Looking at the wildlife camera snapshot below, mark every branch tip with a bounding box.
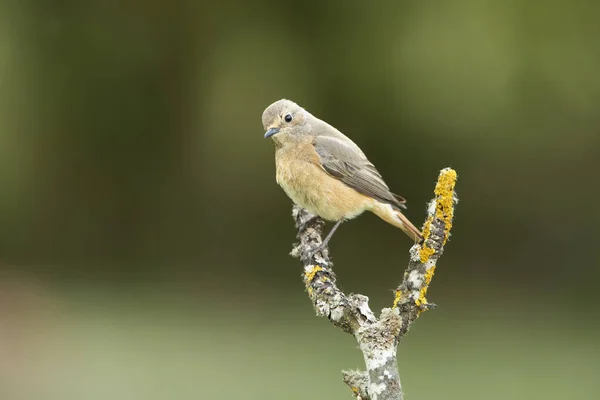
[395,167,458,333]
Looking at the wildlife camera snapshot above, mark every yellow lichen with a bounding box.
[424,266,436,285]
[434,169,457,244]
[304,265,322,283]
[393,290,402,308]
[421,216,433,240]
[415,287,428,308]
[419,216,435,262]
[351,387,360,396]
[415,267,436,313]
[419,245,436,263]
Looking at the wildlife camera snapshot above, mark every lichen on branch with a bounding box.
[393,168,458,336]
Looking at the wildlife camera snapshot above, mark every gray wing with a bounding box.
[313,135,407,210]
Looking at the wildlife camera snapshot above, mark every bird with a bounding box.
[262,99,421,251]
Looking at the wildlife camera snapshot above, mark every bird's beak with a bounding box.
[264,127,280,139]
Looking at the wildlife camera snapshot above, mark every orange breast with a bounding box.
[275,141,374,221]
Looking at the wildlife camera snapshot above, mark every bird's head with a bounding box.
[262,99,310,145]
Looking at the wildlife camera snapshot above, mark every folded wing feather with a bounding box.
[312,135,407,210]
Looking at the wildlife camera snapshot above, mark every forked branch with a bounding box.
[291,168,458,400]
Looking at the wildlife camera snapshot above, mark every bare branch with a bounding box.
[290,168,458,400]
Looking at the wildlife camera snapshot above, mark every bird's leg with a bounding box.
[309,220,343,256]
[322,220,343,248]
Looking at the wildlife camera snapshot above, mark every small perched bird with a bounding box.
[263,99,422,250]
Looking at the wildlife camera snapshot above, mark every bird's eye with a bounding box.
[284,114,293,123]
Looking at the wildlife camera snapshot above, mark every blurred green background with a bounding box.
[0,0,599,399]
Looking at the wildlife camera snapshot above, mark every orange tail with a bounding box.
[371,202,422,242]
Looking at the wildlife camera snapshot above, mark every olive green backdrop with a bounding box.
[0,1,598,399]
